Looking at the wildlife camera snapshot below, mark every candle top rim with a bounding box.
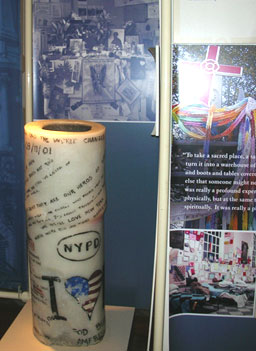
[42,123,91,133]
[24,119,105,136]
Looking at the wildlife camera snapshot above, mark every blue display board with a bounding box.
[31,0,160,309]
[103,122,158,308]
[170,315,256,351]
[0,0,27,292]
[0,0,158,311]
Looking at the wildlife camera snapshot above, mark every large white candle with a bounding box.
[24,119,106,347]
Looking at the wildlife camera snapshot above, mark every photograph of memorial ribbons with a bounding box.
[169,230,256,317]
[170,45,256,231]
[32,0,159,122]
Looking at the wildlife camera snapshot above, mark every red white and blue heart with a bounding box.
[65,270,103,320]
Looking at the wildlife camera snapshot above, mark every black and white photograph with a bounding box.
[33,0,159,122]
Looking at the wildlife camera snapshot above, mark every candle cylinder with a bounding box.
[24,119,106,347]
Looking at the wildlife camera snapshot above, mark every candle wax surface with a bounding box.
[25,120,106,347]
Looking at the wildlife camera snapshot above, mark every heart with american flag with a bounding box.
[65,270,103,320]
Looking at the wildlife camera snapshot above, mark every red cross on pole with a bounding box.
[179,45,243,106]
